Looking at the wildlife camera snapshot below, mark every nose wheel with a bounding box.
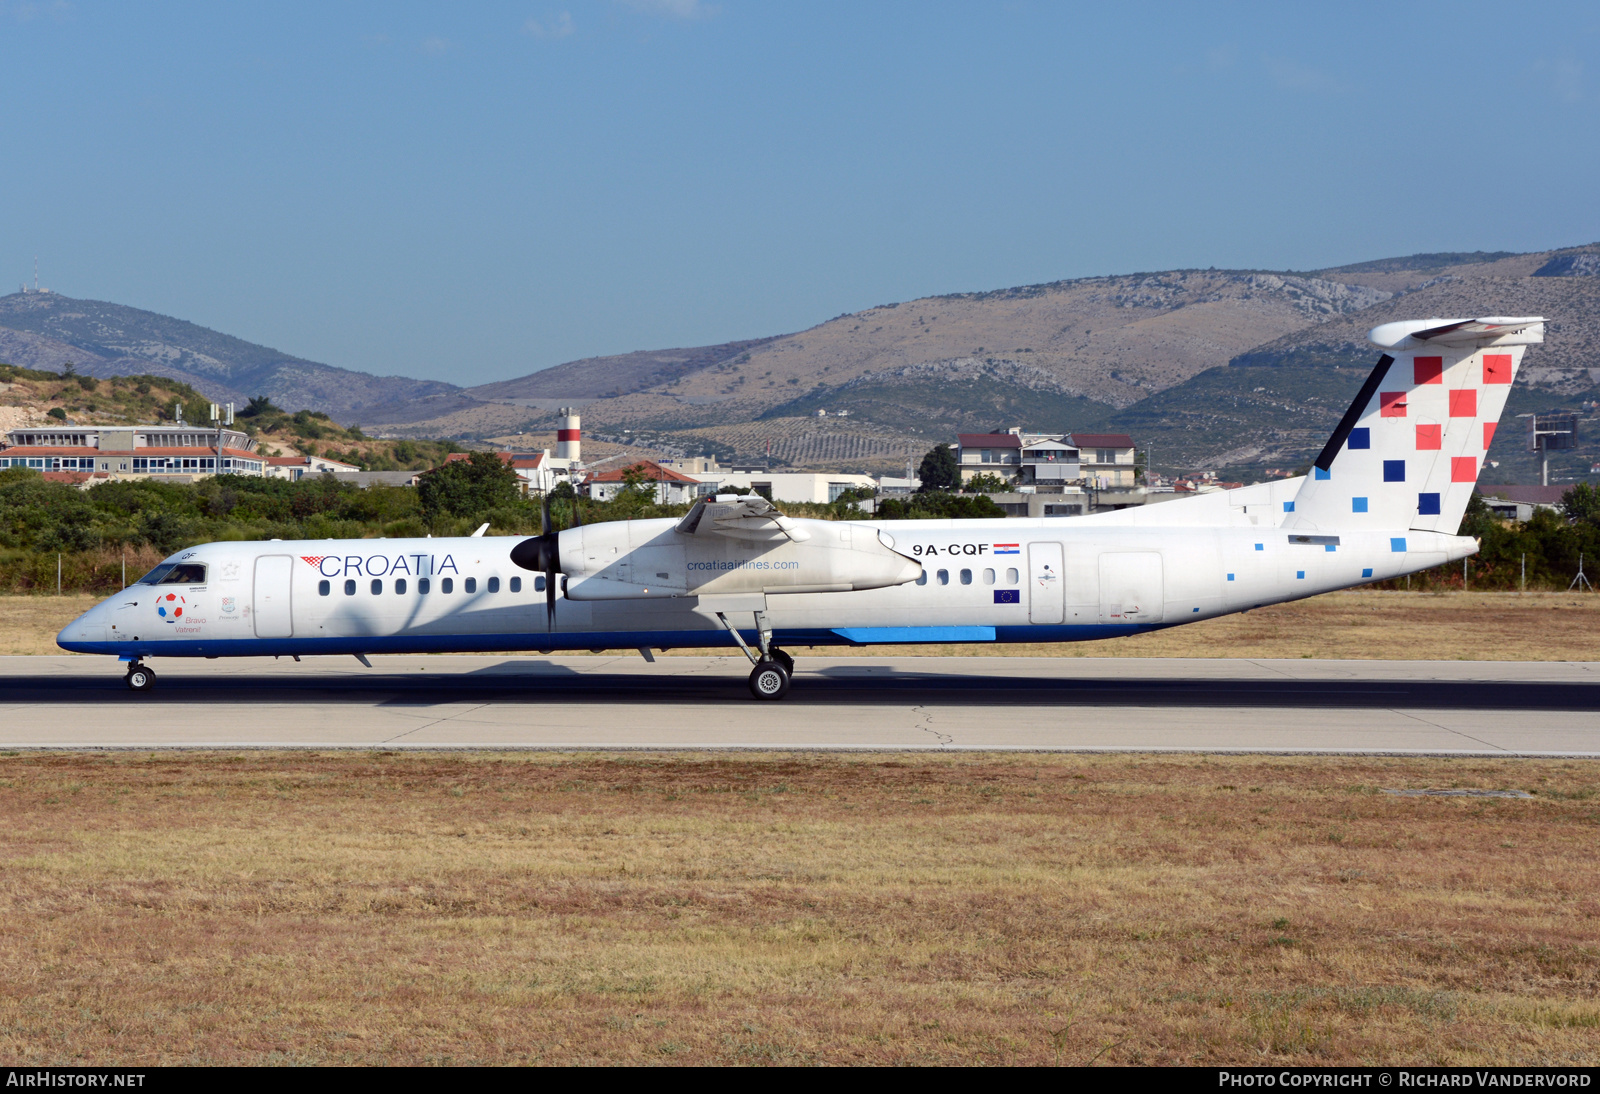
[124,663,156,693]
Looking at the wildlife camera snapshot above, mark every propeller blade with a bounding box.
[509,532,562,632]
[541,494,551,536]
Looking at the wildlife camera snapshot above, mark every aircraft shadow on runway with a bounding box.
[7,667,1600,711]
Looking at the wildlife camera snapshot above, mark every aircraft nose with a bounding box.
[56,603,109,652]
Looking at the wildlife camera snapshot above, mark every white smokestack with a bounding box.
[556,407,581,462]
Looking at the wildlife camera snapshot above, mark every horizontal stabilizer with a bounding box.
[1368,317,1544,351]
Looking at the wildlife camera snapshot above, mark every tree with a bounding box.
[1562,483,1600,527]
[917,443,958,492]
[962,472,1011,494]
[877,492,1007,520]
[418,452,521,520]
[240,395,280,418]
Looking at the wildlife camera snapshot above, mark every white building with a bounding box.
[265,454,363,481]
[690,471,877,504]
[0,424,265,479]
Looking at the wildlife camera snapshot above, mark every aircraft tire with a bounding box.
[771,648,795,676]
[125,665,156,693]
[748,660,790,701]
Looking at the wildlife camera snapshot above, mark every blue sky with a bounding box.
[1,1,1596,387]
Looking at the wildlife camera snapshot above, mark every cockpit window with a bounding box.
[139,563,207,586]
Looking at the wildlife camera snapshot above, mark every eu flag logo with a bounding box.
[994,589,1020,604]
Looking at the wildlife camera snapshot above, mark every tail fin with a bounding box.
[1285,317,1545,534]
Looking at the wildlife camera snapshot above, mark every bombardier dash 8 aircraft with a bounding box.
[59,316,1543,700]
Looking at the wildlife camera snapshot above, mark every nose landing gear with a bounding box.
[124,662,156,693]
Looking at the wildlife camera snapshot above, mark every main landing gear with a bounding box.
[716,610,796,701]
[748,652,793,700]
[124,662,156,693]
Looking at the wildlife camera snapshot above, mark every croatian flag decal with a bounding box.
[994,589,1020,604]
[993,543,1020,554]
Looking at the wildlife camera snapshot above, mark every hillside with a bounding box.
[0,292,458,422]
[0,363,462,471]
[10,240,1598,483]
[370,242,1600,481]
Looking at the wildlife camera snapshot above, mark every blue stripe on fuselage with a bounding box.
[58,622,1161,659]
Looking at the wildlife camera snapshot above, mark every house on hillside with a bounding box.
[956,431,1023,484]
[1068,433,1137,488]
[588,459,707,504]
[442,450,566,495]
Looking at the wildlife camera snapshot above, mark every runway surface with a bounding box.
[4,654,1600,754]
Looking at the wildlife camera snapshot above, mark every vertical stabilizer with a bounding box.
[1285,317,1544,534]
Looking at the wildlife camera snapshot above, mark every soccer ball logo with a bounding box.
[157,592,186,623]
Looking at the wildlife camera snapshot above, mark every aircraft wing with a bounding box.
[675,496,812,543]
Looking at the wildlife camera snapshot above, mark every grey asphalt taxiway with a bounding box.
[1,654,1598,754]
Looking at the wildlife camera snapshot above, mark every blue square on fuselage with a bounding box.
[994,589,1020,604]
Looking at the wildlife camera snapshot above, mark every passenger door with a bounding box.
[253,555,294,638]
[1028,542,1065,624]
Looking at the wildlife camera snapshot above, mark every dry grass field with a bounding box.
[0,751,1595,1066]
[8,591,1598,660]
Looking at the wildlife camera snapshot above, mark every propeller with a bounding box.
[510,494,561,629]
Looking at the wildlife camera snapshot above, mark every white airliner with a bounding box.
[59,316,1544,700]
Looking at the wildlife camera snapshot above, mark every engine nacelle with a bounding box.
[559,517,921,601]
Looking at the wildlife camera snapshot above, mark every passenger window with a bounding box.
[344,579,356,596]
[960,568,972,585]
[983,568,995,585]
[395,578,407,595]
[916,571,927,586]
[510,576,522,593]
[441,577,453,594]
[465,577,477,593]
[419,578,431,594]
[370,579,382,595]
[487,576,500,593]
[533,575,544,592]
[1006,567,1020,584]
[937,569,949,586]
[318,579,330,596]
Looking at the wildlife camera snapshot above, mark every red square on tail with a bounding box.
[1451,456,1476,483]
[1380,391,1408,417]
[1483,354,1513,384]
[1484,422,1497,450]
[1413,357,1443,385]
[1415,424,1442,450]
[1449,389,1477,417]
